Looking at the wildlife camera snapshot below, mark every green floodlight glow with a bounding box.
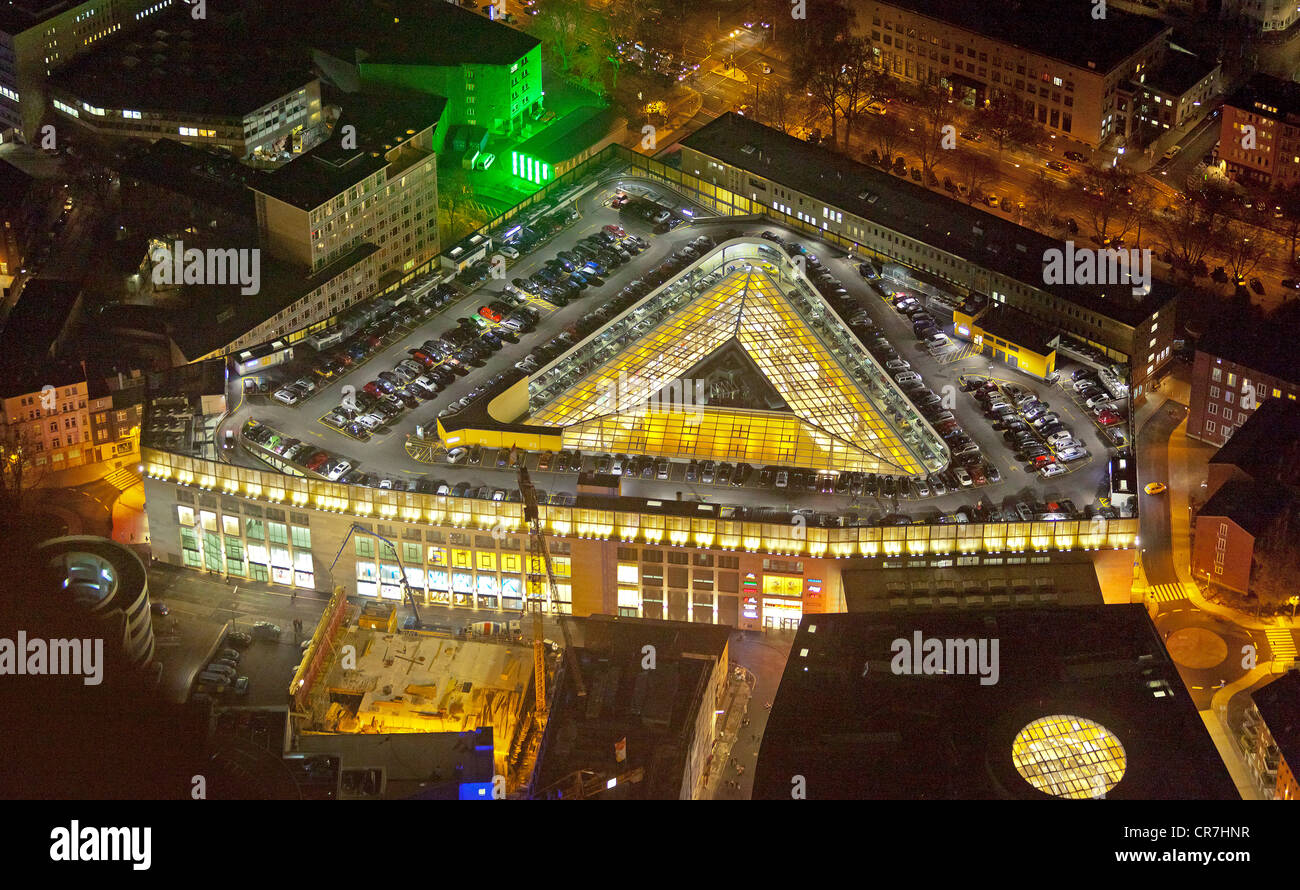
[542,163,550,182]
[512,151,519,175]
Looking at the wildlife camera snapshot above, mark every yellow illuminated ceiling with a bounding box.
[528,269,928,475]
[1012,715,1127,799]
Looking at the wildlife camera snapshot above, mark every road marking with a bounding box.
[1149,582,1189,603]
[1266,627,1298,661]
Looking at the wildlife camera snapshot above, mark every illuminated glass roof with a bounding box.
[1012,715,1127,799]
[528,267,932,475]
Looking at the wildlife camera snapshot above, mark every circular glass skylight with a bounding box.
[1012,715,1126,799]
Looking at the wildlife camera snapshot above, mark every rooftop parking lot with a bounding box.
[220,178,1131,526]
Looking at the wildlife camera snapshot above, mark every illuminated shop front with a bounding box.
[761,574,804,630]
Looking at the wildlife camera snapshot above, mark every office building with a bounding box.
[855,0,1170,147]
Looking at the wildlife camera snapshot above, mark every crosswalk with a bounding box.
[102,465,142,491]
[1149,582,1189,603]
[1267,628,1298,662]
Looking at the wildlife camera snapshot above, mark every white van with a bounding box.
[894,371,922,386]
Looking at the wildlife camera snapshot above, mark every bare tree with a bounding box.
[952,149,998,204]
[836,51,890,152]
[1222,222,1268,284]
[1157,198,1223,282]
[1026,170,1066,230]
[534,0,588,74]
[790,0,855,146]
[1074,163,1136,244]
[911,84,959,185]
[869,113,906,167]
[974,92,1038,153]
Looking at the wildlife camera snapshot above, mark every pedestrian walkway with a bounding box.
[1149,582,1190,603]
[1266,627,1297,662]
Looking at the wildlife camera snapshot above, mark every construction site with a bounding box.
[285,467,574,793]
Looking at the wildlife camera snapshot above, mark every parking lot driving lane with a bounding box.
[222,184,1125,522]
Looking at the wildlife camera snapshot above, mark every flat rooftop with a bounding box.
[303,0,540,68]
[840,553,1104,611]
[752,605,1238,799]
[1208,399,1300,484]
[1137,50,1217,97]
[1224,73,1300,123]
[682,113,1176,327]
[874,0,1169,74]
[1199,480,1294,537]
[48,9,316,117]
[1198,306,1300,387]
[516,106,619,164]
[534,615,730,800]
[118,139,256,217]
[0,0,77,36]
[972,303,1058,355]
[250,92,443,211]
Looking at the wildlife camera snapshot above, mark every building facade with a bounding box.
[679,114,1177,400]
[1187,346,1298,448]
[0,0,172,143]
[1217,74,1300,189]
[141,448,1137,632]
[855,0,1170,147]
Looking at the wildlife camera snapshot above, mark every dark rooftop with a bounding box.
[118,139,256,217]
[1208,399,1300,489]
[0,278,82,390]
[752,606,1238,799]
[0,157,35,210]
[534,615,730,800]
[841,553,1103,612]
[47,8,316,118]
[1252,672,1300,778]
[1135,50,1217,98]
[970,303,1058,355]
[1198,480,1294,538]
[0,0,74,36]
[304,0,540,68]
[163,242,380,361]
[1224,73,1300,124]
[1198,311,1300,389]
[876,0,1169,74]
[683,114,1176,327]
[516,106,619,164]
[250,92,443,211]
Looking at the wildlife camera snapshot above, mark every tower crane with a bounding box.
[518,466,586,727]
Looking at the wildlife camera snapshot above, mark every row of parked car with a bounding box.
[962,376,1084,478]
[243,419,359,480]
[511,227,648,307]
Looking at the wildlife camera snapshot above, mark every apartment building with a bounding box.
[680,113,1177,400]
[0,157,37,288]
[0,0,174,143]
[1217,73,1300,189]
[1187,319,1299,448]
[855,0,1170,147]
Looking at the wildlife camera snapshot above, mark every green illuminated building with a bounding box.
[308,0,543,137]
[511,106,621,186]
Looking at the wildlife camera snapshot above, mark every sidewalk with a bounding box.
[698,662,755,799]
